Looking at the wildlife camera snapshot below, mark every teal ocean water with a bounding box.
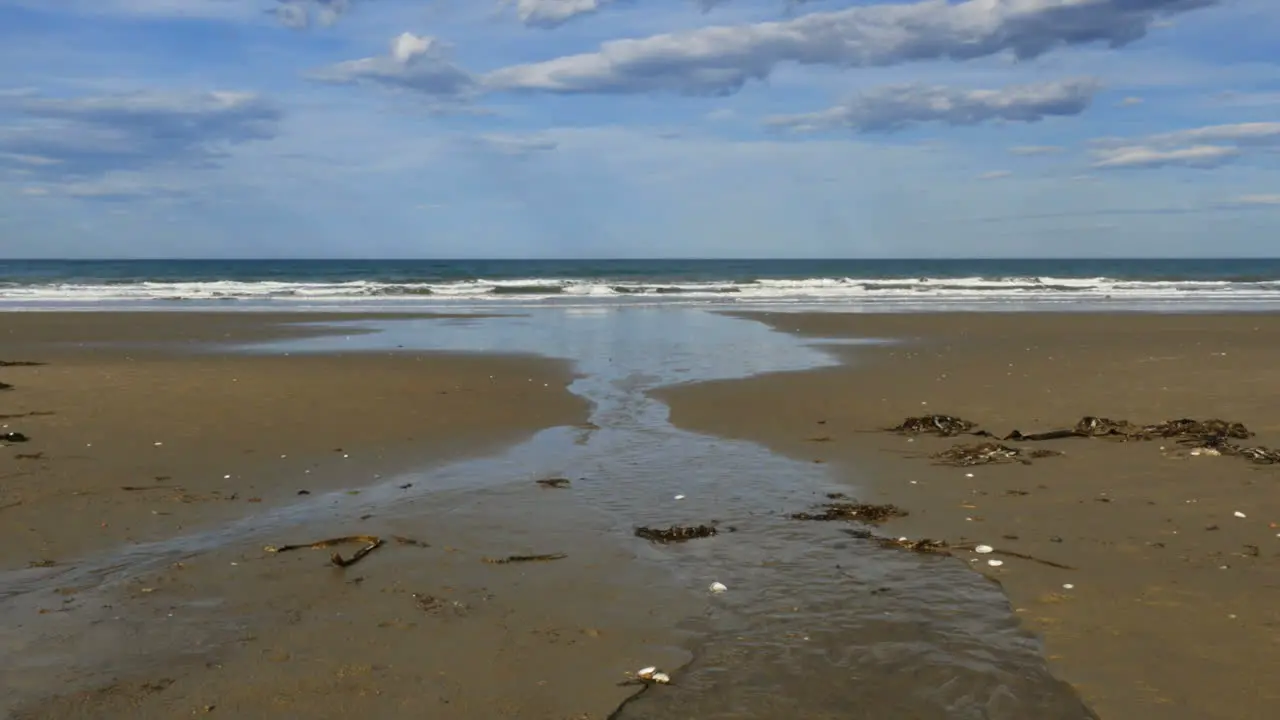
[2,258,1280,308]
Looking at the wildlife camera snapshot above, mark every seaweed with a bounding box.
[887,415,980,437]
[790,502,907,523]
[635,524,719,543]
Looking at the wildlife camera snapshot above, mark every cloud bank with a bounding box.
[310,33,476,99]
[765,78,1099,133]
[0,91,281,182]
[509,0,608,27]
[480,0,1218,96]
[1093,122,1280,169]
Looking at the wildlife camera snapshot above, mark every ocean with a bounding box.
[3,258,1280,310]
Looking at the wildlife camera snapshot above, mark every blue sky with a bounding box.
[0,0,1277,258]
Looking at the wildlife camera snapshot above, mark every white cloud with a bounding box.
[1119,96,1144,106]
[1230,194,1280,206]
[23,173,188,201]
[474,133,559,156]
[1010,145,1064,156]
[10,0,262,21]
[1092,122,1280,169]
[1092,144,1239,169]
[274,1,355,28]
[976,170,1013,180]
[311,33,476,99]
[481,0,1217,96]
[1150,122,1280,146]
[508,0,608,27]
[765,78,1098,133]
[0,90,281,191]
[1212,91,1280,108]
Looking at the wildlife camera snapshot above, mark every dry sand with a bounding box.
[657,312,1280,720]
[1,313,699,719]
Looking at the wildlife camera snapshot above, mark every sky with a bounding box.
[0,0,1277,258]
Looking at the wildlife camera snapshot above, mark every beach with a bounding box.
[658,311,1280,720]
[0,312,587,568]
[4,306,1278,719]
[1,312,701,719]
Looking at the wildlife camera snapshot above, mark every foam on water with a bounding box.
[5,275,1280,309]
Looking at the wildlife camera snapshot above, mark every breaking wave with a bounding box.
[5,275,1280,306]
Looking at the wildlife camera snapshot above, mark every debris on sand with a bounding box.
[412,593,469,616]
[1004,416,1254,444]
[482,553,567,564]
[391,535,429,547]
[0,411,54,420]
[844,529,950,554]
[1182,436,1280,465]
[930,442,1060,467]
[790,502,907,523]
[0,382,12,391]
[877,536,950,554]
[635,524,719,543]
[535,477,571,489]
[0,361,44,367]
[620,667,673,687]
[887,415,980,437]
[1,432,30,443]
[264,535,384,568]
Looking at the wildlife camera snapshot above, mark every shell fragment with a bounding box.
[987,559,1004,567]
[709,581,727,594]
[974,544,994,554]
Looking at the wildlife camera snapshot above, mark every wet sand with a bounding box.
[657,312,1280,720]
[0,312,585,569]
[2,313,700,718]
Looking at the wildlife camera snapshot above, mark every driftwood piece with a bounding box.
[535,478,571,489]
[0,361,44,367]
[0,411,54,420]
[635,525,718,543]
[791,502,907,523]
[482,553,567,564]
[264,535,384,568]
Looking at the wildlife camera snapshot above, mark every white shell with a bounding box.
[1234,511,1247,518]
[637,667,657,679]
[987,559,1004,567]
[709,581,727,594]
[674,495,686,500]
[651,672,671,684]
[974,545,994,554]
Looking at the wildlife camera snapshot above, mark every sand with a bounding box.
[1,313,700,719]
[657,311,1280,720]
[0,312,586,569]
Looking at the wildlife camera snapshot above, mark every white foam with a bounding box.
[4,276,1280,307]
